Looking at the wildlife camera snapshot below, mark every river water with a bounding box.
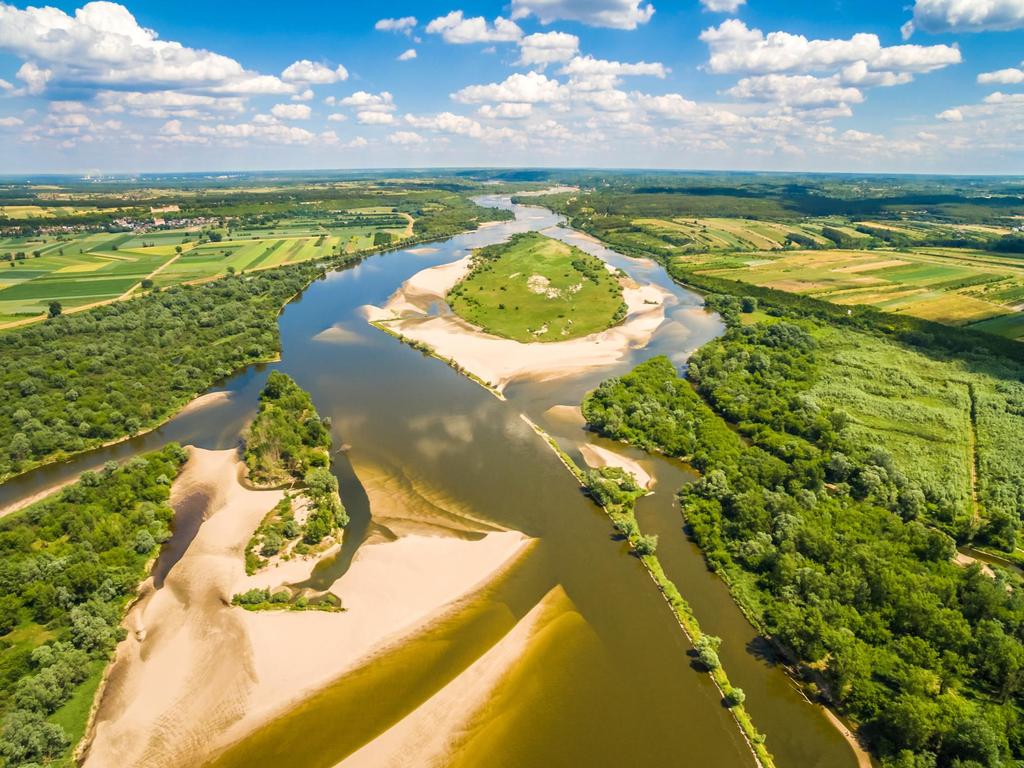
[1,197,856,768]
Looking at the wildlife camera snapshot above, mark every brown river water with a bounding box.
[0,197,857,768]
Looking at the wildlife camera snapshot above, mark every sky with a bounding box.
[0,0,1022,175]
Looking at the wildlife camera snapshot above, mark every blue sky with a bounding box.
[0,0,1022,174]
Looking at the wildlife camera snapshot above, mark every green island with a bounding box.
[0,444,188,766]
[240,372,348,605]
[447,231,627,342]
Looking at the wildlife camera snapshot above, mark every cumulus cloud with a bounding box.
[700,19,961,80]
[339,91,395,112]
[517,32,579,67]
[560,55,668,80]
[937,107,964,120]
[700,0,745,11]
[270,103,311,120]
[452,71,567,104]
[387,130,424,145]
[357,111,395,124]
[478,102,533,119]
[0,1,293,95]
[95,89,245,118]
[510,0,655,29]
[375,16,417,33]
[196,121,318,144]
[398,48,417,61]
[978,64,1024,84]
[906,0,1024,34]
[727,74,864,106]
[281,60,348,84]
[426,11,522,44]
[0,116,24,127]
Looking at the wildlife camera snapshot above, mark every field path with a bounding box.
[119,251,184,300]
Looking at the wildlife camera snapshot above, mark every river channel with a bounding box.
[0,196,857,768]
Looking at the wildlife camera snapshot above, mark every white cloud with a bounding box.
[198,122,317,144]
[452,71,567,104]
[339,91,395,111]
[0,116,23,127]
[0,1,293,95]
[907,0,1024,34]
[700,0,745,11]
[281,60,348,84]
[406,111,483,137]
[426,11,522,44]
[271,103,311,120]
[375,16,417,33]
[387,130,424,145]
[478,102,533,119]
[327,113,347,122]
[727,74,864,106]
[357,110,395,124]
[978,65,1024,84]
[292,88,314,101]
[398,48,417,61]
[0,78,12,92]
[517,32,579,67]
[95,90,245,117]
[937,107,964,120]
[510,0,655,29]
[700,19,961,78]
[17,62,52,95]
[559,55,668,80]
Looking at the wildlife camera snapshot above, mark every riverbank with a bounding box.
[365,255,671,393]
[82,446,532,768]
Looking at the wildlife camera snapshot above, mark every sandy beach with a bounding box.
[579,443,655,490]
[365,255,671,392]
[83,446,532,768]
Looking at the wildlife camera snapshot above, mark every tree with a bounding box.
[634,533,658,556]
[696,635,722,670]
[0,710,68,765]
[723,686,746,707]
[47,301,62,318]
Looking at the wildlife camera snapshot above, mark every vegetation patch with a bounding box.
[447,232,627,342]
[242,372,348,578]
[0,445,187,767]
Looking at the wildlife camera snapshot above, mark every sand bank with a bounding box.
[407,247,440,255]
[85,446,531,768]
[336,586,569,768]
[366,256,670,393]
[175,389,233,416]
[579,443,655,490]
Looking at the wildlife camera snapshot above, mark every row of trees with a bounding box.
[0,445,188,766]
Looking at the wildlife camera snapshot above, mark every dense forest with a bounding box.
[0,444,188,766]
[243,372,347,575]
[584,338,1024,766]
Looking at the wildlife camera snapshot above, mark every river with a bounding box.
[1,196,857,768]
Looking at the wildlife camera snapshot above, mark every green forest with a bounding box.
[0,444,188,767]
[584,330,1024,766]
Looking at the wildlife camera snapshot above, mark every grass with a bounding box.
[447,231,627,342]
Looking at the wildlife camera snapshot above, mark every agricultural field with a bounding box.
[447,231,627,342]
[0,211,414,326]
[679,247,1024,339]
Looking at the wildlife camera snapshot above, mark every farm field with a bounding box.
[447,231,627,342]
[0,215,412,326]
[678,247,1024,338]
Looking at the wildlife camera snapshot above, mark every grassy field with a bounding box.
[447,231,627,342]
[678,247,1024,338]
[0,215,412,326]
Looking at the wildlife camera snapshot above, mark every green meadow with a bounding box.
[447,231,627,342]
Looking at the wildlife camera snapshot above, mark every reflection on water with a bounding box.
[2,195,856,768]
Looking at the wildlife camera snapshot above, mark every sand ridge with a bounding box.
[365,254,671,393]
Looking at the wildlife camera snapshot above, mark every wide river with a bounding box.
[0,197,857,768]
